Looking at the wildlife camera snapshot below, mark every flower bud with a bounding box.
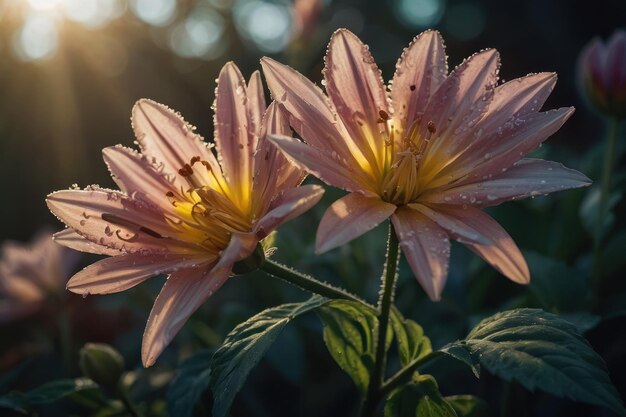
[232,243,265,275]
[578,30,626,117]
[79,343,125,388]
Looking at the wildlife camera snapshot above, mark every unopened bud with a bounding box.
[578,30,626,117]
[79,343,125,388]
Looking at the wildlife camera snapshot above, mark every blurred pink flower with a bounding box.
[261,29,591,301]
[292,0,323,42]
[578,30,626,117]
[0,230,79,324]
[46,62,323,367]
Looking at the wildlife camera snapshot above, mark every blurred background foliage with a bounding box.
[0,0,625,416]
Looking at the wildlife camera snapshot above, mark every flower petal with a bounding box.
[316,193,396,253]
[256,184,324,239]
[391,207,450,301]
[421,49,500,169]
[53,229,120,256]
[422,158,591,207]
[261,57,339,149]
[409,203,491,245]
[247,70,266,138]
[66,253,210,295]
[438,206,529,284]
[391,30,447,131]
[324,29,389,172]
[142,263,230,367]
[260,57,359,166]
[102,146,179,212]
[46,189,195,254]
[269,134,374,193]
[132,99,214,182]
[430,107,575,189]
[253,102,303,208]
[214,62,253,186]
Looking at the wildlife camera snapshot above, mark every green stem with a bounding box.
[379,351,444,398]
[58,309,72,374]
[115,385,143,417]
[260,259,370,306]
[360,223,400,417]
[592,117,620,294]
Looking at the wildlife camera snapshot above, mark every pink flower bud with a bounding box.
[578,30,626,117]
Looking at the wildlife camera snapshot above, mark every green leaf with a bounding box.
[384,374,457,417]
[317,300,379,393]
[210,295,327,417]
[0,393,29,414]
[26,378,97,404]
[525,251,592,312]
[390,308,432,367]
[441,309,626,416]
[445,395,493,417]
[0,378,98,414]
[167,349,213,417]
[579,186,622,241]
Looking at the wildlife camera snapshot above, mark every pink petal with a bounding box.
[431,106,575,189]
[53,229,120,256]
[484,72,557,127]
[422,158,591,207]
[215,232,259,270]
[324,29,389,171]
[247,70,267,138]
[606,31,626,93]
[214,62,253,185]
[269,134,375,193]
[421,49,500,164]
[102,146,179,213]
[132,99,215,185]
[67,253,210,295]
[253,102,303,207]
[429,72,558,183]
[255,184,325,239]
[409,203,490,245]
[391,30,447,132]
[46,189,195,255]
[391,207,450,301]
[438,206,529,284]
[316,193,396,253]
[260,57,358,165]
[142,263,230,367]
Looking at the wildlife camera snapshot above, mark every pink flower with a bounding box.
[292,0,323,42]
[578,30,626,117]
[261,29,591,301]
[46,62,324,367]
[0,230,79,324]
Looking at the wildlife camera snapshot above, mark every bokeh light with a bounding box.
[130,0,177,27]
[12,13,59,61]
[234,0,291,53]
[393,0,445,28]
[26,0,64,11]
[63,0,126,29]
[168,6,226,59]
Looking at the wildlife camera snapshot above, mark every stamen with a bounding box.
[178,163,193,177]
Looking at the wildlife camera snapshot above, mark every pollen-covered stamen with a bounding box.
[380,120,438,205]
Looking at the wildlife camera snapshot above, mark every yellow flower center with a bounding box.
[164,156,254,253]
[379,119,438,205]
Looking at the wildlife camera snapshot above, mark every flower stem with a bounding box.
[379,351,443,397]
[260,259,369,306]
[360,223,400,417]
[592,117,621,294]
